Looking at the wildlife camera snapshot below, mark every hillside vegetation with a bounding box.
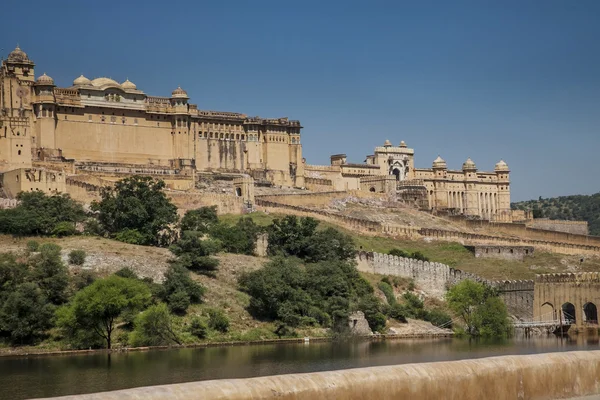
[512,192,600,236]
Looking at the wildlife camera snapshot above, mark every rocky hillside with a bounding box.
[512,192,600,235]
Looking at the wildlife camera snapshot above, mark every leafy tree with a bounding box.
[388,248,429,262]
[91,176,178,246]
[56,275,151,349]
[180,206,218,234]
[169,232,220,275]
[68,249,86,266]
[209,217,260,255]
[267,216,356,262]
[130,303,182,346]
[446,280,509,337]
[207,308,230,333]
[0,282,55,344]
[0,253,28,294]
[161,265,205,314]
[30,243,69,305]
[0,192,84,236]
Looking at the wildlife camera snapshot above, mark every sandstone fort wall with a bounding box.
[527,218,589,236]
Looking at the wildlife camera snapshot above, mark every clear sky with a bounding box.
[1,0,598,201]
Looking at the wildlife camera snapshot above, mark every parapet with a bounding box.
[535,272,600,284]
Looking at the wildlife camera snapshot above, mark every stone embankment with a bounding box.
[39,351,600,400]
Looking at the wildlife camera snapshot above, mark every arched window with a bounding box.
[584,303,598,325]
[562,303,576,324]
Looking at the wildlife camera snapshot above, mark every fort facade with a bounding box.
[0,46,303,192]
[305,140,512,222]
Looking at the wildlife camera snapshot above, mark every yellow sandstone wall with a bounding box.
[39,351,600,400]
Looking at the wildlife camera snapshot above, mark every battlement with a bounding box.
[535,272,600,284]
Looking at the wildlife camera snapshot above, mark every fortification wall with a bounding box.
[304,177,334,192]
[446,216,600,247]
[256,197,600,256]
[527,218,589,235]
[167,192,245,215]
[356,251,534,318]
[465,245,534,261]
[43,351,600,400]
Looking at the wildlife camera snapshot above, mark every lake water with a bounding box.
[2,335,599,399]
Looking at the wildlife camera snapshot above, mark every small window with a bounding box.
[18,150,21,155]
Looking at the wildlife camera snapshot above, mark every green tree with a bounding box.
[30,243,70,305]
[0,192,85,236]
[209,217,261,255]
[267,216,356,262]
[91,176,178,246]
[0,282,55,344]
[446,280,509,337]
[56,275,151,349]
[130,303,182,346]
[169,232,220,275]
[161,265,205,314]
[180,206,218,234]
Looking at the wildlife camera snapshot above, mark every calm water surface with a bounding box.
[1,335,599,399]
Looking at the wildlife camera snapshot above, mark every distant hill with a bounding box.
[511,193,600,236]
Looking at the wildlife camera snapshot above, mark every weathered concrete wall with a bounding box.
[40,351,600,400]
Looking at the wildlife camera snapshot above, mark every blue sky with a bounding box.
[2,0,599,201]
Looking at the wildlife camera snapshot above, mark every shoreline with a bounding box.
[0,331,453,359]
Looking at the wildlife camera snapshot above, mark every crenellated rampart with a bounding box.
[0,198,18,209]
[256,197,600,256]
[357,251,534,318]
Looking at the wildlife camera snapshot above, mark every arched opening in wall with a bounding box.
[540,302,555,321]
[235,187,242,197]
[583,303,598,325]
[369,187,376,193]
[562,302,576,324]
[392,168,400,181]
[17,150,21,155]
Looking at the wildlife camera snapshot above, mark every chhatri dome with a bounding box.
[383,139,392,147]
[399,141,407,148]
[73,75,92,86]
[121,79,137,90]
[462,157,477,171]
[171,86,188,98]
[7,45,32,63]
[91,77,122,88]
[35,73,54,86]
[495,159,509,172]
[432,155,447,169]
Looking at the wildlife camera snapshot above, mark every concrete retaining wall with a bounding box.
[40,351,600,400]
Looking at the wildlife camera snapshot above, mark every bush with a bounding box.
[388,248,429,262]
[189,317,208,339]
[378,281,396,305]
[180,206,218,234]
[52,222,78,237]
[207,308,230,333]
[169,232,220,276]
[209,217,260,255]
[68,250,86,266]
[388,303,408,323]
[115,229,147,245]
[425,309,452,328]
[26,240,40,253]
[131,303,181,346]
[168,290,191,315]
[114,267,138,280]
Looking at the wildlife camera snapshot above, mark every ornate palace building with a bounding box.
[0,46,304,196]
[304,140,512,221]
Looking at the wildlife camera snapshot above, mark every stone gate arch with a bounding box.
[562,303,576,324]
[540,302,555,320]
[583,302,598,325]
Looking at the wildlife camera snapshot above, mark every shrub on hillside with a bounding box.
[26,240,40,253]
[189,316,208,339]
[207,308,230,333]
[68,250,87,266]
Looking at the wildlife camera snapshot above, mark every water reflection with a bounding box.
[1,336,598,399]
